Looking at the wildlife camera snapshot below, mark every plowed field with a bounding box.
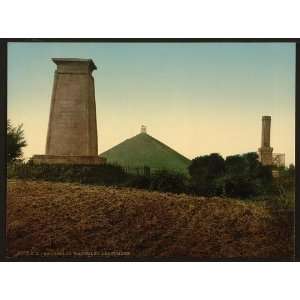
[6,180,294,259]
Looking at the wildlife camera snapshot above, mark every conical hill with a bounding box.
[100,132,191,174]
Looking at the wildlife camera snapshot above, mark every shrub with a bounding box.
[271,166,295,195]
[266,164,295,209]
[271,190,295,210]
[223,153,273,198]
[189,153,225,181]
[149,170,188,194]
[124,174,151,189]
[189,179,224,197]
[188,153,225,196]
[188,152,274,198]
[9,162,127,186]
[7,119,27,163]
[224,176,259,198]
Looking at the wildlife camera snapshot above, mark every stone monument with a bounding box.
[258,116,273,166]
[140,125,147,134]
[32,58,105,165]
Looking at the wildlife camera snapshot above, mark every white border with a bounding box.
[0,262,299,300]
[1,0,300,37]
[1,0,300,299]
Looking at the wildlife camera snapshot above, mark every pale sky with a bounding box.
[7,42,295,165]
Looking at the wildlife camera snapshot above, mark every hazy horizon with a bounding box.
[7,42,295,165]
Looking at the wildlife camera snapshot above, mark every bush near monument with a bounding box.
[188,153,225,196]
[8,163,127,186]
[268,165,295,209]
[149,170,189,194]
[188,152,273,198]
[8,162,189,194]
[7,119,27,163]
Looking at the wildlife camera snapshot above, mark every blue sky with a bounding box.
[8,42,295,165]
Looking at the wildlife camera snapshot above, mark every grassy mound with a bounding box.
[7,180,294,259]
[100,132,191,174]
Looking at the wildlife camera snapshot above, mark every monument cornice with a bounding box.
[52,58,97,73]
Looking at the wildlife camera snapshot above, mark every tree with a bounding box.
[7,119,27,163]
[225,154,245,175]
[188,153,225,196]
[189,153,225,179]
[224,152,272,198]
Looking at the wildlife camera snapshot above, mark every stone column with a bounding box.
[258,116,273,166]
[32,58,105,165]
[261,116,271,148]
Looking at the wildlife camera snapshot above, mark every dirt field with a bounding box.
[6,179,294,259]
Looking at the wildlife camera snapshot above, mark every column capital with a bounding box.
[52,58,97,74]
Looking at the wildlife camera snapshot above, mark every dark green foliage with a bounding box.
[124,174,151,189]
[224,153,273,198]
[188,153,225,196]
[271,164,295,196]
[287,164,295,177]
[189,153,225,179]
[8,152,293,201]
[9,162,189,194]
[9,163,127,186]
[123,170,188,194]
[7,119,27,163]
[188,152,273,198]
[224,176,258,198]
[149,170,188,194]
[259,164,296,209]
[225,152,263,178]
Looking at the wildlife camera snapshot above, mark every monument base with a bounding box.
[31,155,106,165]
[258,147,273,166]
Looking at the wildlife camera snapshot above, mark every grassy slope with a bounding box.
[100,133,191,174]
[7,180,294,259]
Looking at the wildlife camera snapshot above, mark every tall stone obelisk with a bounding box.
[258,116,273,166]
[32,58,105,164]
